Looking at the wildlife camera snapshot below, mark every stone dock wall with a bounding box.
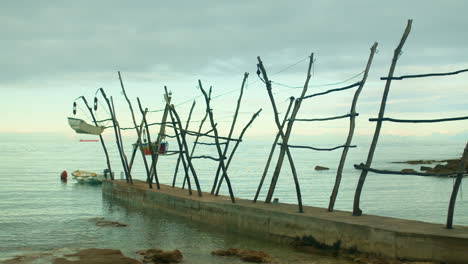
[102,180,468,263]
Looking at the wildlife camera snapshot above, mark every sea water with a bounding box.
[0,133,466,263]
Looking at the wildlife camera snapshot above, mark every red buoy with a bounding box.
[60,170,68,182]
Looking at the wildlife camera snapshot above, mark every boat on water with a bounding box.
[71,170,105,184]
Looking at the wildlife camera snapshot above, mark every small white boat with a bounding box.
[71,170,105,184]
[68,117,106,135]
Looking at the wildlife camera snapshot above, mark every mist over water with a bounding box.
[0,133,466,262]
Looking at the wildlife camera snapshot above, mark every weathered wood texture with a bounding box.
[353,20,412,216]
[254,97,294,203]
[328,42,378,212]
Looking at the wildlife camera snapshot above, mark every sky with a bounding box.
[1,0,467,140]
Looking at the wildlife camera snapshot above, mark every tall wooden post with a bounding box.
[353,20,412,216]
[173,101,196,187]
[78,96,113,180]
[111,96,133,184]
[211,73,248,194]
[328,42,378,212]
[96,88,130,183]
[446,142,468,228]
[168,108,193,195]
[257,54,314,212]
[215,109,262,195]
[164,87,202,196]
[118,71,151,180]
[253,97,294,202]
[199,82,235,202]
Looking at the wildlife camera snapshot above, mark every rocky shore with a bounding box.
[392,158,467,176]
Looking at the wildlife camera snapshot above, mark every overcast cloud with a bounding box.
[1,1,467,136]
[2,0,468,85]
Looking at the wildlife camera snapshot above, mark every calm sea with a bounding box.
[0,133,466,263]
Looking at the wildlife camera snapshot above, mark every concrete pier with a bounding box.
[102,180,468,263]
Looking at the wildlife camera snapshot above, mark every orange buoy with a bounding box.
[60,170,68,182]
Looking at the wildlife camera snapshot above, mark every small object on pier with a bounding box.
[134,142,157,155]
[60,170,67,182]
[315,166,329,170]
[273,198,279,204]
[159,141,169,155]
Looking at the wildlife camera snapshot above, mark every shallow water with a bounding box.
[0,133,466,262]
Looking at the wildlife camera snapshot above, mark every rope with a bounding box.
[271,70,365,89]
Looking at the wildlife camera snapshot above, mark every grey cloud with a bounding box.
[1,0,468,86]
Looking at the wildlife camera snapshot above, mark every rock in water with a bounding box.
[211,248,271,263]
[137,249,183,263]
[315,166,330,170]
[53,248,140,264]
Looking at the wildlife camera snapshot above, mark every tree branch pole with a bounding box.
[211,73,248,194]
[168,107,193,195]
[253,97,294,202]
[199,81,235,202]
[446,142,468,229]
[258,53,314,213]
[96,88,130,182]
[164,87,202,196]
[328,42,378,212]
[147,93,172,189]
[137,98,158,188]
[127,114,147,171]
[173,101,196,187]
[215,108,262,195]
[118,71,150,180]
[111,96,133,184]
[353,20,412,216]
[183,93,211,189]
[78,96,113,180]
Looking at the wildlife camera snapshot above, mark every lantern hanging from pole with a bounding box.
[94,97,98,111]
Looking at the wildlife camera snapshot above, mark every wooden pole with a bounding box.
[173,101,196,187]
[211,73,248,194]
[168,108,192,195]
[164,87,203,196]
[183,91,212,189]
[78,96,113,180]
[128,116,148,171]
[328,42,378,212]
[446,142,468,229]
[353,20,412,216]
[258,53,313,212]
[97,88,130,182]
[110,96,133,184]
[253,97,294,202]
[198,81,235,202]
[136,98,157,188]
[215,108,262,195]
[147,93,172,189]
[118,71,151,180]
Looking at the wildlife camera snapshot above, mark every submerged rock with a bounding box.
[91,217,128,227]
[137,249,183,263]
[53,248,140,264]
[315,166,330,170]
[211,248,271,263]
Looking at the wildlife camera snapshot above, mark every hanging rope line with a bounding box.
[271,70,365,89]
[301,81,362,100]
